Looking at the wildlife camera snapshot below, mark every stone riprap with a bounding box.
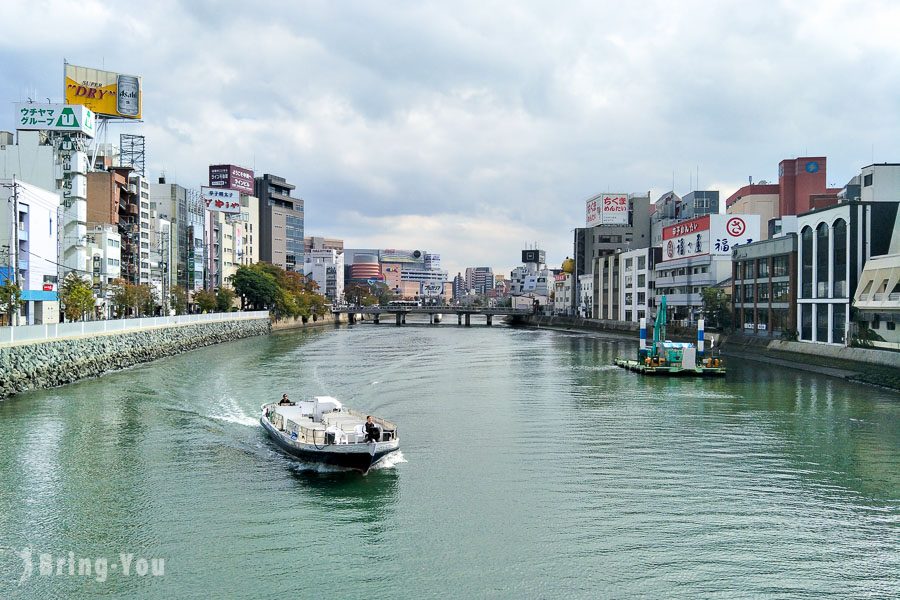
[0,317,271,398]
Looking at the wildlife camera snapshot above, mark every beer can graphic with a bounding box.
[117,74,140,117]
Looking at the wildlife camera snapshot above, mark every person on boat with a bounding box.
[279,394,291,406]
[364,416,380,443]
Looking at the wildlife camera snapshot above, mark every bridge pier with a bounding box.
[465,314,470,327]
[429,313,434,325]
[486,315,492,326]
[395,313,402,326]
[402,314,406,324]
[458,314,462,326]
[349,313,356,325]
[373,314,379,324]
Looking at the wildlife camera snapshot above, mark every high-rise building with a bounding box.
[0,129,89,281]
[255,174,303,271]
[464,266,494,294]
[150,179,206,293]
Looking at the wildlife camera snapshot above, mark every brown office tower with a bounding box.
[255,174,304,271]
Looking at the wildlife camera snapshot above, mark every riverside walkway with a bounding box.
[332,306,531,326]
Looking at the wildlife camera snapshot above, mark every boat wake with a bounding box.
[371,451,406,470]
[208,396,258,427]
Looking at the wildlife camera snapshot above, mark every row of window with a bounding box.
[623,256,647,270]
[800,220,847,299]
[735,255,790,279]
[799,303,846,344]
[738,281,791,303]
[734,307,791,333]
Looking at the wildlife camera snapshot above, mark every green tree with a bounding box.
[344,281,379,307]
[216,287,236,312]
[60,274,95,321]
[701,287,731,329]
[0,280,22,325]
[233,265,278,310]
[110,279,136,318]
[194,289,218,313]
[171,285,189,315]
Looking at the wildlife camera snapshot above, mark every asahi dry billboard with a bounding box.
[65,63,142,119]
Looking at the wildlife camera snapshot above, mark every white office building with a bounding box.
[304,248,345,302]
[1,179,61,324]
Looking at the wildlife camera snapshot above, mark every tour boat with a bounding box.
[260,396,400,473]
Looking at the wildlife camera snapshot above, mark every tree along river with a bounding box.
[0,323,897,599]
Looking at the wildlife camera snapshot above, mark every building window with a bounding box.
[863,173,873,186]
[832,219,847,297]
[637,292,645,304]
[888,322,896,331]
[744,284,754,303]
[773,255,788,277]
[816,304,828,342]
[772,307,788,333]
[638,274,645,287]
[801,227,813,298]
[801,305,812,340]
[637,256,646,270]
[816,223,829,298]
[833,304,846,344]
[746,261,756,279]
[758,258,769,278]
[772,281,789,302]
[758,283,770,302]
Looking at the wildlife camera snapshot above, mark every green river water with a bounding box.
[0,323,897,599]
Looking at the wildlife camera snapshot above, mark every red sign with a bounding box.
[42,283,54,291]
[726,217,746,237]
[662,215,710,240]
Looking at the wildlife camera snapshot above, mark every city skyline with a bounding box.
[2,1,899,276]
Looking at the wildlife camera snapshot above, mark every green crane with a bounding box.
[650,295,667,360]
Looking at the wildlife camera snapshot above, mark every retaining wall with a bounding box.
[0,317,271,398]
[271,312,344,331]
[766,340,900,369]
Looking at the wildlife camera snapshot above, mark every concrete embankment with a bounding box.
[271,312,345,331]
[722,334,900,391]
[519,315,900,390]
[0,316,271,398]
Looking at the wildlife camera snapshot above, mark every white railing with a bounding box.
[0,311,270,346]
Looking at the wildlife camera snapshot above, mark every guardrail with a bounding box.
[0,311,271,346]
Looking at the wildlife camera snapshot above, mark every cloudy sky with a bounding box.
[2,0,899,276]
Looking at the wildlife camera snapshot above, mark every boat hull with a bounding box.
[261,416,399,473]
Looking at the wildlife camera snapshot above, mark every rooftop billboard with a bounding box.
[201,186,241,214]
[586,194,629,227]
[209,164,255,195]
[15,103,95,137]
[661,214,760,262]
[65,63,142,119]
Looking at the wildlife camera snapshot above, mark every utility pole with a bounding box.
[12,176,20,326]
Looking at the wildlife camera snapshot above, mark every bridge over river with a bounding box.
[332,306,532,326]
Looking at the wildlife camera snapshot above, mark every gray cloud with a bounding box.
[2,0,899,276]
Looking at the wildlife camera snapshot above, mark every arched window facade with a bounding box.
[832,219,847,298]
[801,226,813,298]
[816,223,830,297]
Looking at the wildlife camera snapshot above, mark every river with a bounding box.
[0,323,898,599]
